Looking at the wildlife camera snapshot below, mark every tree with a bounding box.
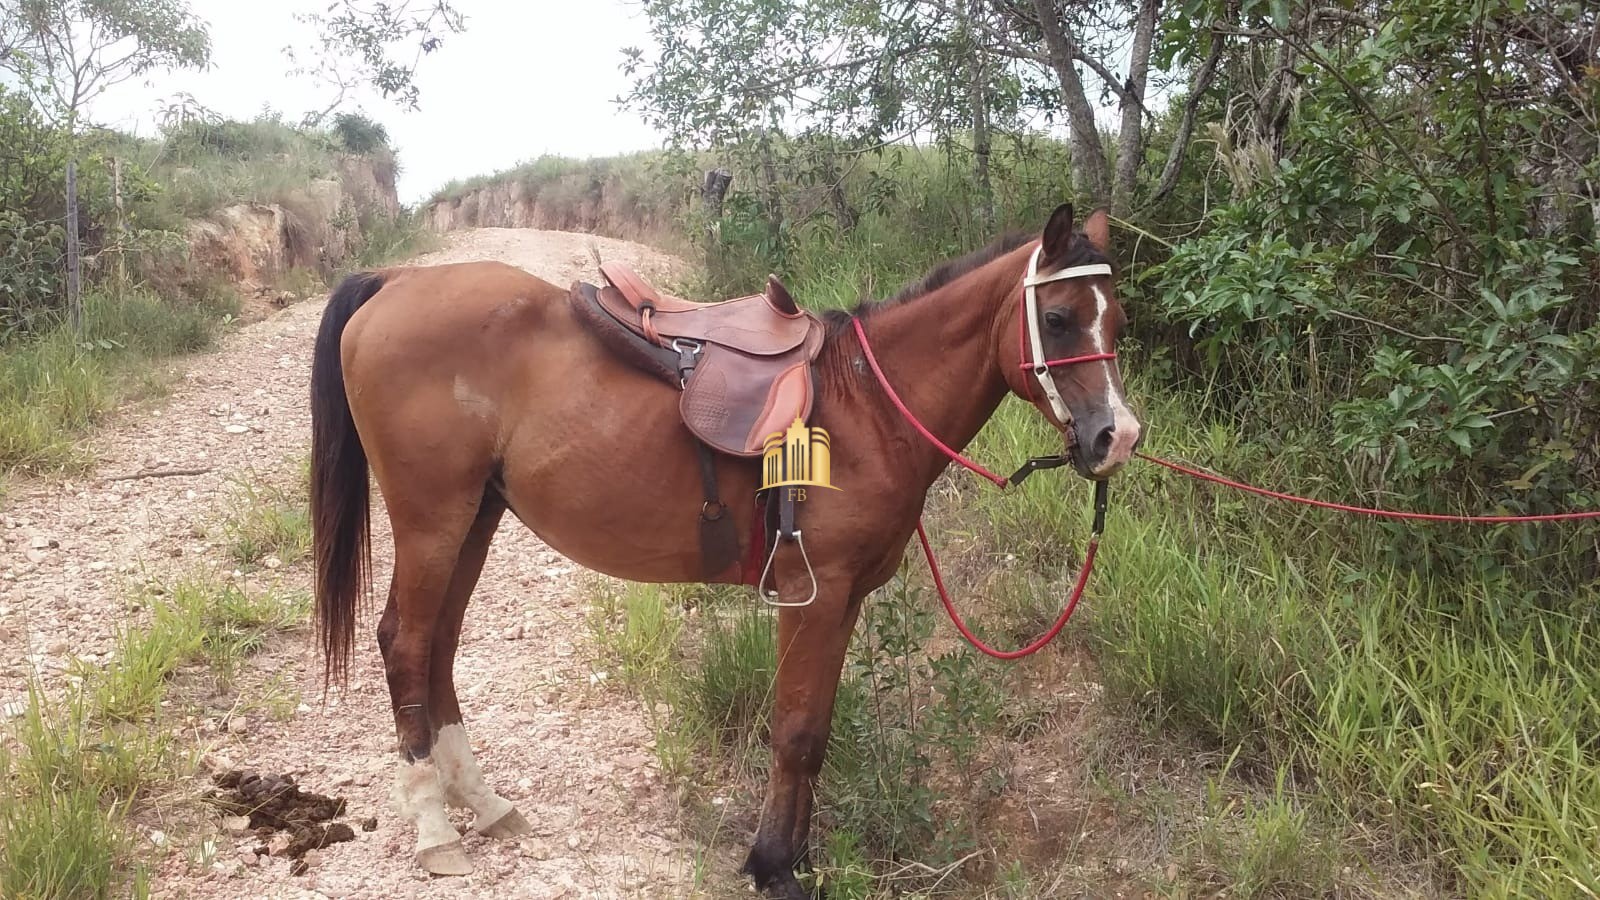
[0,0,210,330]
[286,0,467,126]
[624,0,1197,221]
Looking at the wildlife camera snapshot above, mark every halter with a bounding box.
[1018,244,1117,426]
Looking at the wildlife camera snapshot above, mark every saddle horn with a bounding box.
[766,275,799,316]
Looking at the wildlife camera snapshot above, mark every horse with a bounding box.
[308,202,1141,898]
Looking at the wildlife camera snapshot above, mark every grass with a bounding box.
[0,574,308,897]
[216,471,312,568]
[0,286,234,478]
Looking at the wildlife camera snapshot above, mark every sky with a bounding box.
[88,1,666,204]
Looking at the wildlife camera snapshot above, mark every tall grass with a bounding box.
[0,287,234,475]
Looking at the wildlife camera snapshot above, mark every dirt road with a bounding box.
[0,229,714,899]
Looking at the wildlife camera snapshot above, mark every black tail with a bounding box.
[310,271,387,685]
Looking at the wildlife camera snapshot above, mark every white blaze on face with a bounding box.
[1089,284,1142,472]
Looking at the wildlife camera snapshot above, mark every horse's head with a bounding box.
[1002,203,1141,479]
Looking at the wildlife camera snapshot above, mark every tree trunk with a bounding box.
[969,0,994,232]
[828,175,856,231]
[1029,0,1111,205]
[1150,36,1224,208]
[65,156,82,333]
[1112,0,1159,216]
[758,134,784,250]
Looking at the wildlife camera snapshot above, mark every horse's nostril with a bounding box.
[1092,425,1115,460]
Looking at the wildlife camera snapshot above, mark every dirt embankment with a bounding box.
[420,172,681,246]
[181,155,400,294]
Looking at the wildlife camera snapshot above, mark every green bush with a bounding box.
[331,112,390,154]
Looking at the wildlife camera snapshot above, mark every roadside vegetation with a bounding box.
[0,465,313,897]
[0,103,426,482]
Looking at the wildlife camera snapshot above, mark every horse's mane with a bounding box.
[820,233,1030,332]
[819,230,1110,334]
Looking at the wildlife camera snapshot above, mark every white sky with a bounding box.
[89,1,665,204]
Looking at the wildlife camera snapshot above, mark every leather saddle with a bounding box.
[571,261,825,457]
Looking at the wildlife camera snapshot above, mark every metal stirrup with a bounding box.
[759,530,818,608]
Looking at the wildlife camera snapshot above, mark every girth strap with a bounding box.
[695,442,741,581]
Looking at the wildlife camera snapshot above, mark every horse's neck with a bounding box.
[848,260,1016,490]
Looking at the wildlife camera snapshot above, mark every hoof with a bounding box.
[416,840,474,876]
[476,806,533,839]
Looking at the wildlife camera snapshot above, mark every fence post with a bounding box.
[702,167,732,272]
[113,156,127,287]
[65,157,82,334]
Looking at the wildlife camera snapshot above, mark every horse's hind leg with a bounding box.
[426,492,533,838]
[377,482,491,876]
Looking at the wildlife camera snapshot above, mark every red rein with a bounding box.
[852,316,1102,660]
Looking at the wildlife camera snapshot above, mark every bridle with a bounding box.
[1016,243,1117,428]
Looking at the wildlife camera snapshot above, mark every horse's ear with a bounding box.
[766,274,798,315]
[1083,207,1112,255]
[1042,203,1076,258]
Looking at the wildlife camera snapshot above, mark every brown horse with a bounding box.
[309,203,1140,897]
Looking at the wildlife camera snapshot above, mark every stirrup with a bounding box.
[759,530,818,608]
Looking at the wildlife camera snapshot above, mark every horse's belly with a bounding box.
[495,366,760,584]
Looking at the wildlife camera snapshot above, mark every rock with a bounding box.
[222,816,253,836]
[503,624,524,641]
[301,849,324,869]
[24,550,46,565]
[263,556,282,570]
[227,716,249,735]
[566,834,581,850]
[29,536,56,550]
[201,752,235,773]
[360,816,378,832]
[224,424,250,435]
[240,850,262,867]
[45,639,68,655]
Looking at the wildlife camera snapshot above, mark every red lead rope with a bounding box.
[1137,453,1600,524]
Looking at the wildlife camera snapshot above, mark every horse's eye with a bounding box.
[1044,310,1068,333]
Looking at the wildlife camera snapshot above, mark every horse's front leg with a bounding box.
[742,576,863,899]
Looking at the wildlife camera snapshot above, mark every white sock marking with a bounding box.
[392,758,460,852]
[433,723,515,829]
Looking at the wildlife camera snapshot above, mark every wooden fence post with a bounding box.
[702,167,732,271]
[65,157,83,334]
[113,157,127,286]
